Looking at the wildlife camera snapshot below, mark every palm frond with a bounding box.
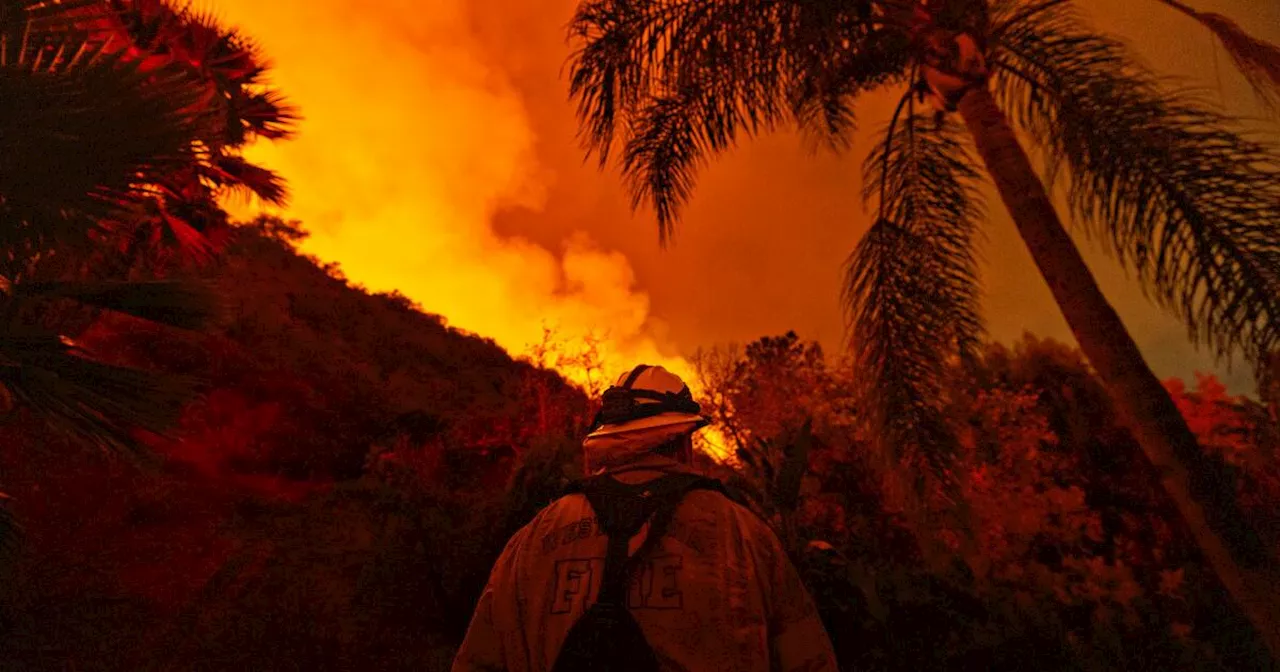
[152,2,299,143]
[0,326,200,457]
[0,0,107,39]
[1152,0,1280,114]
[846,111,986,500]
[619,71,784,244]
[788,26,913,152]
[205,154,288,205]
[619,93,710,242]
[12,279,223,330]
[994,2,1280,367]
[229,89,298,142]
[0,30,214,248]
[570,0,907,239]
[568,0,790,165]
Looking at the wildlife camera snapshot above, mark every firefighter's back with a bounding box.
[474,480,834,672]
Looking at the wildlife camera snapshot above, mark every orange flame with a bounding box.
[213,0,732,460]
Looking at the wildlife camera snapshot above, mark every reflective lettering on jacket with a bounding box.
[451,480,839,672]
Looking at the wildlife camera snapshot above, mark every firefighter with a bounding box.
[453,364,838,672]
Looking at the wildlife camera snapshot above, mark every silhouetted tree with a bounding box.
[90,0,297,264]
[0,0,292,563]
[567,0,1280,652]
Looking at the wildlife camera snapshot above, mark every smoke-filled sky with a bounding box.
[216,0,1279,394]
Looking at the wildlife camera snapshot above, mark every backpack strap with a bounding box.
[572,472,726,606]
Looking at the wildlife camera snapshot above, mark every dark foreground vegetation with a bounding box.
[4,0,1280,669]
[0,219,1277,670]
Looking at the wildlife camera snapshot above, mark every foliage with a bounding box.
[76,217,591,480]
[566,0,1280,533]
[524,325,610,401]
[693,333,847,532]
[1167,374,1280,549]
[6,301,1280,670]
[567,0,1280,649]
[701,333,1274,669]
[846,113,985,498]
[0,0,212,265]
[0,0,267,460]
[993,1,1280,367]
[86,0,298,262]
[0,214,592,671]
[0,0,297,476]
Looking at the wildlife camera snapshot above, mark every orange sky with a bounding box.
[215,0,1280,395]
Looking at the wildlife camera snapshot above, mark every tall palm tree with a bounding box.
[566,0,1280,655]
[0,0,289,564]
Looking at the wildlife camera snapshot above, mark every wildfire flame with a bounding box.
[213,0,732,460]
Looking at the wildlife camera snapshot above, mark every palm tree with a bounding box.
[89,0,297,263]
[566,0,1280,655]
[0,0,289,564]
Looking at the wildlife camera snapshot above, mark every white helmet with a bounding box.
[582,364,710,471]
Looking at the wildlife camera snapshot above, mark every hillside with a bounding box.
[3,218,1280,670]
[0,217,590,671]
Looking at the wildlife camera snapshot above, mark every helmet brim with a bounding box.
[584,411,710,439]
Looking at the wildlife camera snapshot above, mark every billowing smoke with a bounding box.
[215,0,723,451]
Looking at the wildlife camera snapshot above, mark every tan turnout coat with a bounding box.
[451,458,839,672]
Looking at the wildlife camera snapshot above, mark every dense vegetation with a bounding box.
[3,222,1280,669]
[565,0,1280,649]
[3,0,1280,670]
[0,218,590,670]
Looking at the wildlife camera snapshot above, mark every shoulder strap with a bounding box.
[574,473,726,606]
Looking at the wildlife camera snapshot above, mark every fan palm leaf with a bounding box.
[0,326,198,457]
[78,0,297,254]
[0,27,214,252]
[0,0,284,568]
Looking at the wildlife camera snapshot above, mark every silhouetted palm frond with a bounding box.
[80,0,295,257]
[0,0,105,38]
[793,36,914,150]
[785,9,912,152]
[569,0,786,164]
[0,25,214,252]
[105,0,299,142]
[204,154,289,206]
[229,89,298,142]
[1151,0,1280,114]
[569,0,907,239]
[846,111,986,499]
[12,279,224,330]
[619,80,782,244]
[994,1,1280,367]
[0,326,200,457]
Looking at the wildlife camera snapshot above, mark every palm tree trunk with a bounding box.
[955,84,1280,659]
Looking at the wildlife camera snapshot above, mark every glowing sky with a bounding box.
[215,0,1280,394]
